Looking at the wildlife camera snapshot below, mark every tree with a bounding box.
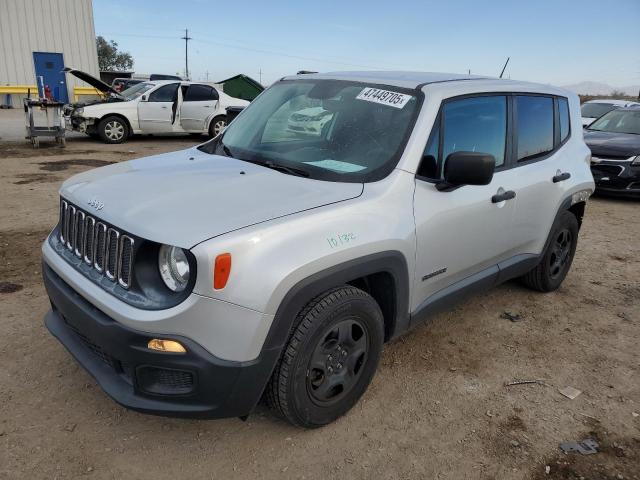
[96,36,134,71]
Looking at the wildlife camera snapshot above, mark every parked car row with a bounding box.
[63,69,248,143]
[580,99,640,127]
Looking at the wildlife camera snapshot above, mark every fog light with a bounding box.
[147,339,187,353]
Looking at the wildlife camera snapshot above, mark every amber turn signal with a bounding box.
[214,253,232,290]
[147,339,187,353]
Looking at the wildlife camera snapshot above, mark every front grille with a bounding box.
[59,199,135,289]
[591,164,624,177]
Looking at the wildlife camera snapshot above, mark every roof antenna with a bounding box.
[499,57,510,79]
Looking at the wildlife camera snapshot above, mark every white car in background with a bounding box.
[286,106,334,136]
[580,99,640,127]
[63,69,249,143]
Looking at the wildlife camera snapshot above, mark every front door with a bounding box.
[412,95,517,312]
[138,83,180,133]
[180,84,219,132]
[33,52,68,103]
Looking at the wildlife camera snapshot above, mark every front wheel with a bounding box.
[521,210,579,292]
[97,116,129,144]
[208,116,227,138]
[266,286,384,428]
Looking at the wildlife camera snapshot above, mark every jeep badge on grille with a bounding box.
[87,198,104,211]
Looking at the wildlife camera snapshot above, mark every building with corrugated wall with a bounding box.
[0,0,99,107]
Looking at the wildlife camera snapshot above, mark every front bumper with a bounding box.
[590,160,640,198]
[43,262,279,418]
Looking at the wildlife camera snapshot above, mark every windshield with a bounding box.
[581,102,616,119]
[121,82,154,100]
[199,80,421,182]
[588,109,640,135]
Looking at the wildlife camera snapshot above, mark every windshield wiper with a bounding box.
[221,142,234,158]
[261,160,310,177]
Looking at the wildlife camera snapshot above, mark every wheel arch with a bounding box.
[262,251,410,354]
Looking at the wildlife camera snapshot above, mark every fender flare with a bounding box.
[261,251,411,354]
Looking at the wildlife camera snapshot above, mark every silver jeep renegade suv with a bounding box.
[42,71,594,428]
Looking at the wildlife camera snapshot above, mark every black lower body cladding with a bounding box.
[42,262,279,418]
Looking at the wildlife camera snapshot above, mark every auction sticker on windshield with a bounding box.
[356,87,412,109]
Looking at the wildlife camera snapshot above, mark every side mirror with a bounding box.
[141,95,148,102]
[438,151,494,190]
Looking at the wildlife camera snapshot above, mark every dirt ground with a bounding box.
[0,135,638,480]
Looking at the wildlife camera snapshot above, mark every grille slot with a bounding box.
[83,216,96,265]
[105,228,120,280]
[74,210,85,258]
[58,199,135,289]
[66,205,76,251]
[118,236,134,288]
[94,222,107,272]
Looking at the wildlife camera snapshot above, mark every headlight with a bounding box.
[158,245,190,292]
[632,155,640,166]
[74,107,84,115]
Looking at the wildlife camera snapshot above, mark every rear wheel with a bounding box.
[266,286,384,428]
[521,210,579,292]
[208,116,227,138]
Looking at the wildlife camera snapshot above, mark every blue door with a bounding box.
[33,52,68,103]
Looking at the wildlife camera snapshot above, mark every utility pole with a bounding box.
[181,28,192,80]
[205,70,209,81]
[259,68,262,84]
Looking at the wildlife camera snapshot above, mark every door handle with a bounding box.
[203,105,211,108]
[552,172,571,183]
[491,190,516,203]
[160,106,168,109]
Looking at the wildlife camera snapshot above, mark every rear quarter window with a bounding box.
[558,97,570,142]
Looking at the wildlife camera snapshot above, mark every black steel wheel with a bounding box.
[307,318,369,406]
[266,286,384,428]
[521,210,579,292]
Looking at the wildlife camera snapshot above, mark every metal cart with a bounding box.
[23,98,66,148]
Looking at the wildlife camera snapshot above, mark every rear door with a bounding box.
[413,95,519,311]
[504,95,572,257]
[138,83,180,132]
[33,52,68,103]
[180,84,219,132]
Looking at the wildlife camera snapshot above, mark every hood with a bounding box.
[583,130,640,158]
[64,68,124,98]
[60,147,363,249]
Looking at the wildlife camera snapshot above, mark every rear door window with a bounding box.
[184,84,219,102]
[516,95,554,161]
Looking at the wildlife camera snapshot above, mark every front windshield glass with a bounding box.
[581,102,615,119]
[121,82,154,100]
[200,80,420,182]
[588,109,640,135]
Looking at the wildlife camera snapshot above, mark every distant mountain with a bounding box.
[562,81,640,97]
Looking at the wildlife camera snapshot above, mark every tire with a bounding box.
[208,116,227,138]
[98,115,129,144]
[521,210,579,292]
[266,286,384,428]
